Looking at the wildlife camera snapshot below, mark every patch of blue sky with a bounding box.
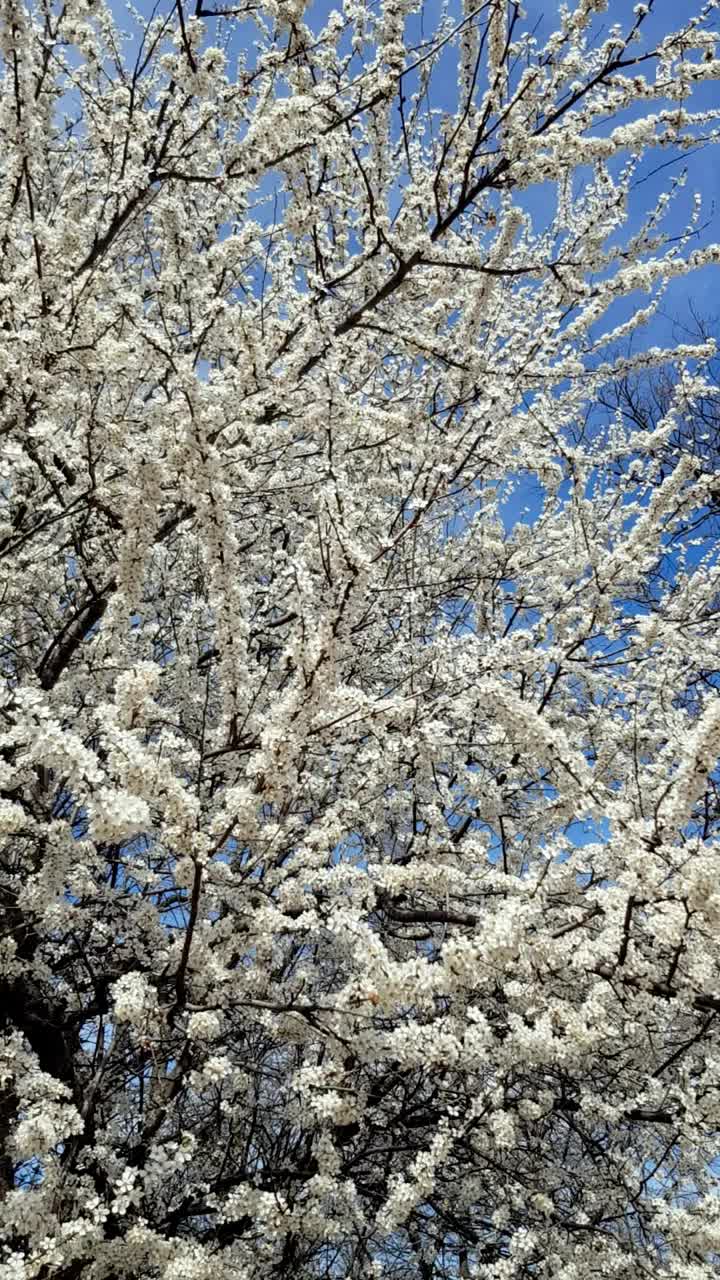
[79,1017,113,1056]
[497,468,547,532]
[480,816,612,871]
[641,1148,720,1258]
[564,813,612,848]
[13,1156,44,1190]
[332,829,366,866]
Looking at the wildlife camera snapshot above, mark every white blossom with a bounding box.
[1,1,720,1277]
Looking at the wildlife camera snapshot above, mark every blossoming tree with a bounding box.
[2,0,720,1276]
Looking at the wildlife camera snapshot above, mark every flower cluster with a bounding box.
[2,0,720,1277]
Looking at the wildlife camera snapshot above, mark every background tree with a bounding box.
[2,1,720,1277]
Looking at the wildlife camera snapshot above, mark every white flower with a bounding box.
[14,1100,83,1159]
[89,789,151,842]
[187,1011,221,1041]
[200,1055,233,1084]
[0,799,26,835]
[490,1110,516,1149]
[112,972,156,1026]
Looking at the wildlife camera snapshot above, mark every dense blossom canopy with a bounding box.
[2,1,720,1277]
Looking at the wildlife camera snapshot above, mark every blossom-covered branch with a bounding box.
[2,1,720,1277]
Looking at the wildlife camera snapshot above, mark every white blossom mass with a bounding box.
[2,1,720,1277]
